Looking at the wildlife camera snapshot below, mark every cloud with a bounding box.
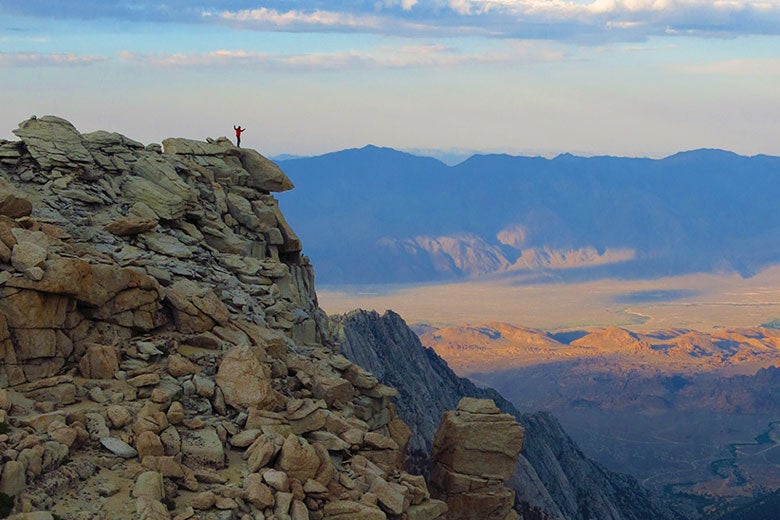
[117,43,563,70]
[205,7,385,31]
[6,1,780,41]
[204,1,780,40]
[0,51,108,66]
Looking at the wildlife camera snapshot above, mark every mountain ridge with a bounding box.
[278,146,780,284]
[333,309,682,520]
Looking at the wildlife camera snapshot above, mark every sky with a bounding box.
[1,0,779,159]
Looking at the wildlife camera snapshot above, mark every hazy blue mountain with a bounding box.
[277,146,780,285]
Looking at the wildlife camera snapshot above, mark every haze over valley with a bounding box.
[277,145,780,516]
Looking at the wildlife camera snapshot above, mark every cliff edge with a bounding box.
[0,116,445,519]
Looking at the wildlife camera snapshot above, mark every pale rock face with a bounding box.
[123,176,187,220]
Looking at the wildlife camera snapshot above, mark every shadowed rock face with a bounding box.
[0,116,452,519]
[333,309,683,520]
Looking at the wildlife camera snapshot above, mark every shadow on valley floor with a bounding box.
[613,289,700,304]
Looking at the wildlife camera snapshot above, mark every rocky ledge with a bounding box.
[0,116,458,519]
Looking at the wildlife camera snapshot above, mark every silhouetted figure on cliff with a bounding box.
[233,125,246,147]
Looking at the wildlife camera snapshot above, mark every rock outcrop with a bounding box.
[0,116,447,519]
[333,309,683,520]
[430,398,524,520]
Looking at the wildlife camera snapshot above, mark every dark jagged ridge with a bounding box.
[333,309,683,520]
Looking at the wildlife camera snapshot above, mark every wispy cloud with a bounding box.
[5,1,780,41]
[204,7,385,31]
[200,6,480,37]
[117,42,565,70]
[204,1,780,40]
[0,51,108,67]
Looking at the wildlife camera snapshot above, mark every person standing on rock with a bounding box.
[233,125,246,147]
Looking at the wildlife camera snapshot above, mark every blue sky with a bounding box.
[1,1,779,158]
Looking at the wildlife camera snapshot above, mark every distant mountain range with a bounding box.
[277,147,780,285]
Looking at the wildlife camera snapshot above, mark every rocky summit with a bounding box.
[0,116,486,519]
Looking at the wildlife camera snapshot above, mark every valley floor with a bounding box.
[318,265,780,332]
[320,267,780,516]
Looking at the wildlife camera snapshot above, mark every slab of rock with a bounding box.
[107,404,134,429]
[133,470,165,501]
[13,115,94,169]
[237,148,294,192]
[47,420,78,448]
[262,468,290,492]
[278,434,319,482]
[142,456,184,478]
[137,431,165,459]
[79,344,120,379]
[243,473,274,509]
[180,427,225,468]
[166,280,229,334]
[369,477,407,516]
[246,433,282,472]
[407,499,448,520]
[11,241,47,274]
[136,495,172,520]
[229,428,261,448]
[216,344,272,411]
[142,232,193,259]
[0,180,32,218]
[167,353,198,378]
[191,490,218,510]
[322,500,386,520]
[0,460,27,495]
[101,437,139,458]
[105,215,158,236]
[123,176,187,220]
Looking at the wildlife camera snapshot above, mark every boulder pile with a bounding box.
[0,116,448,519]
[430,398,525,520]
